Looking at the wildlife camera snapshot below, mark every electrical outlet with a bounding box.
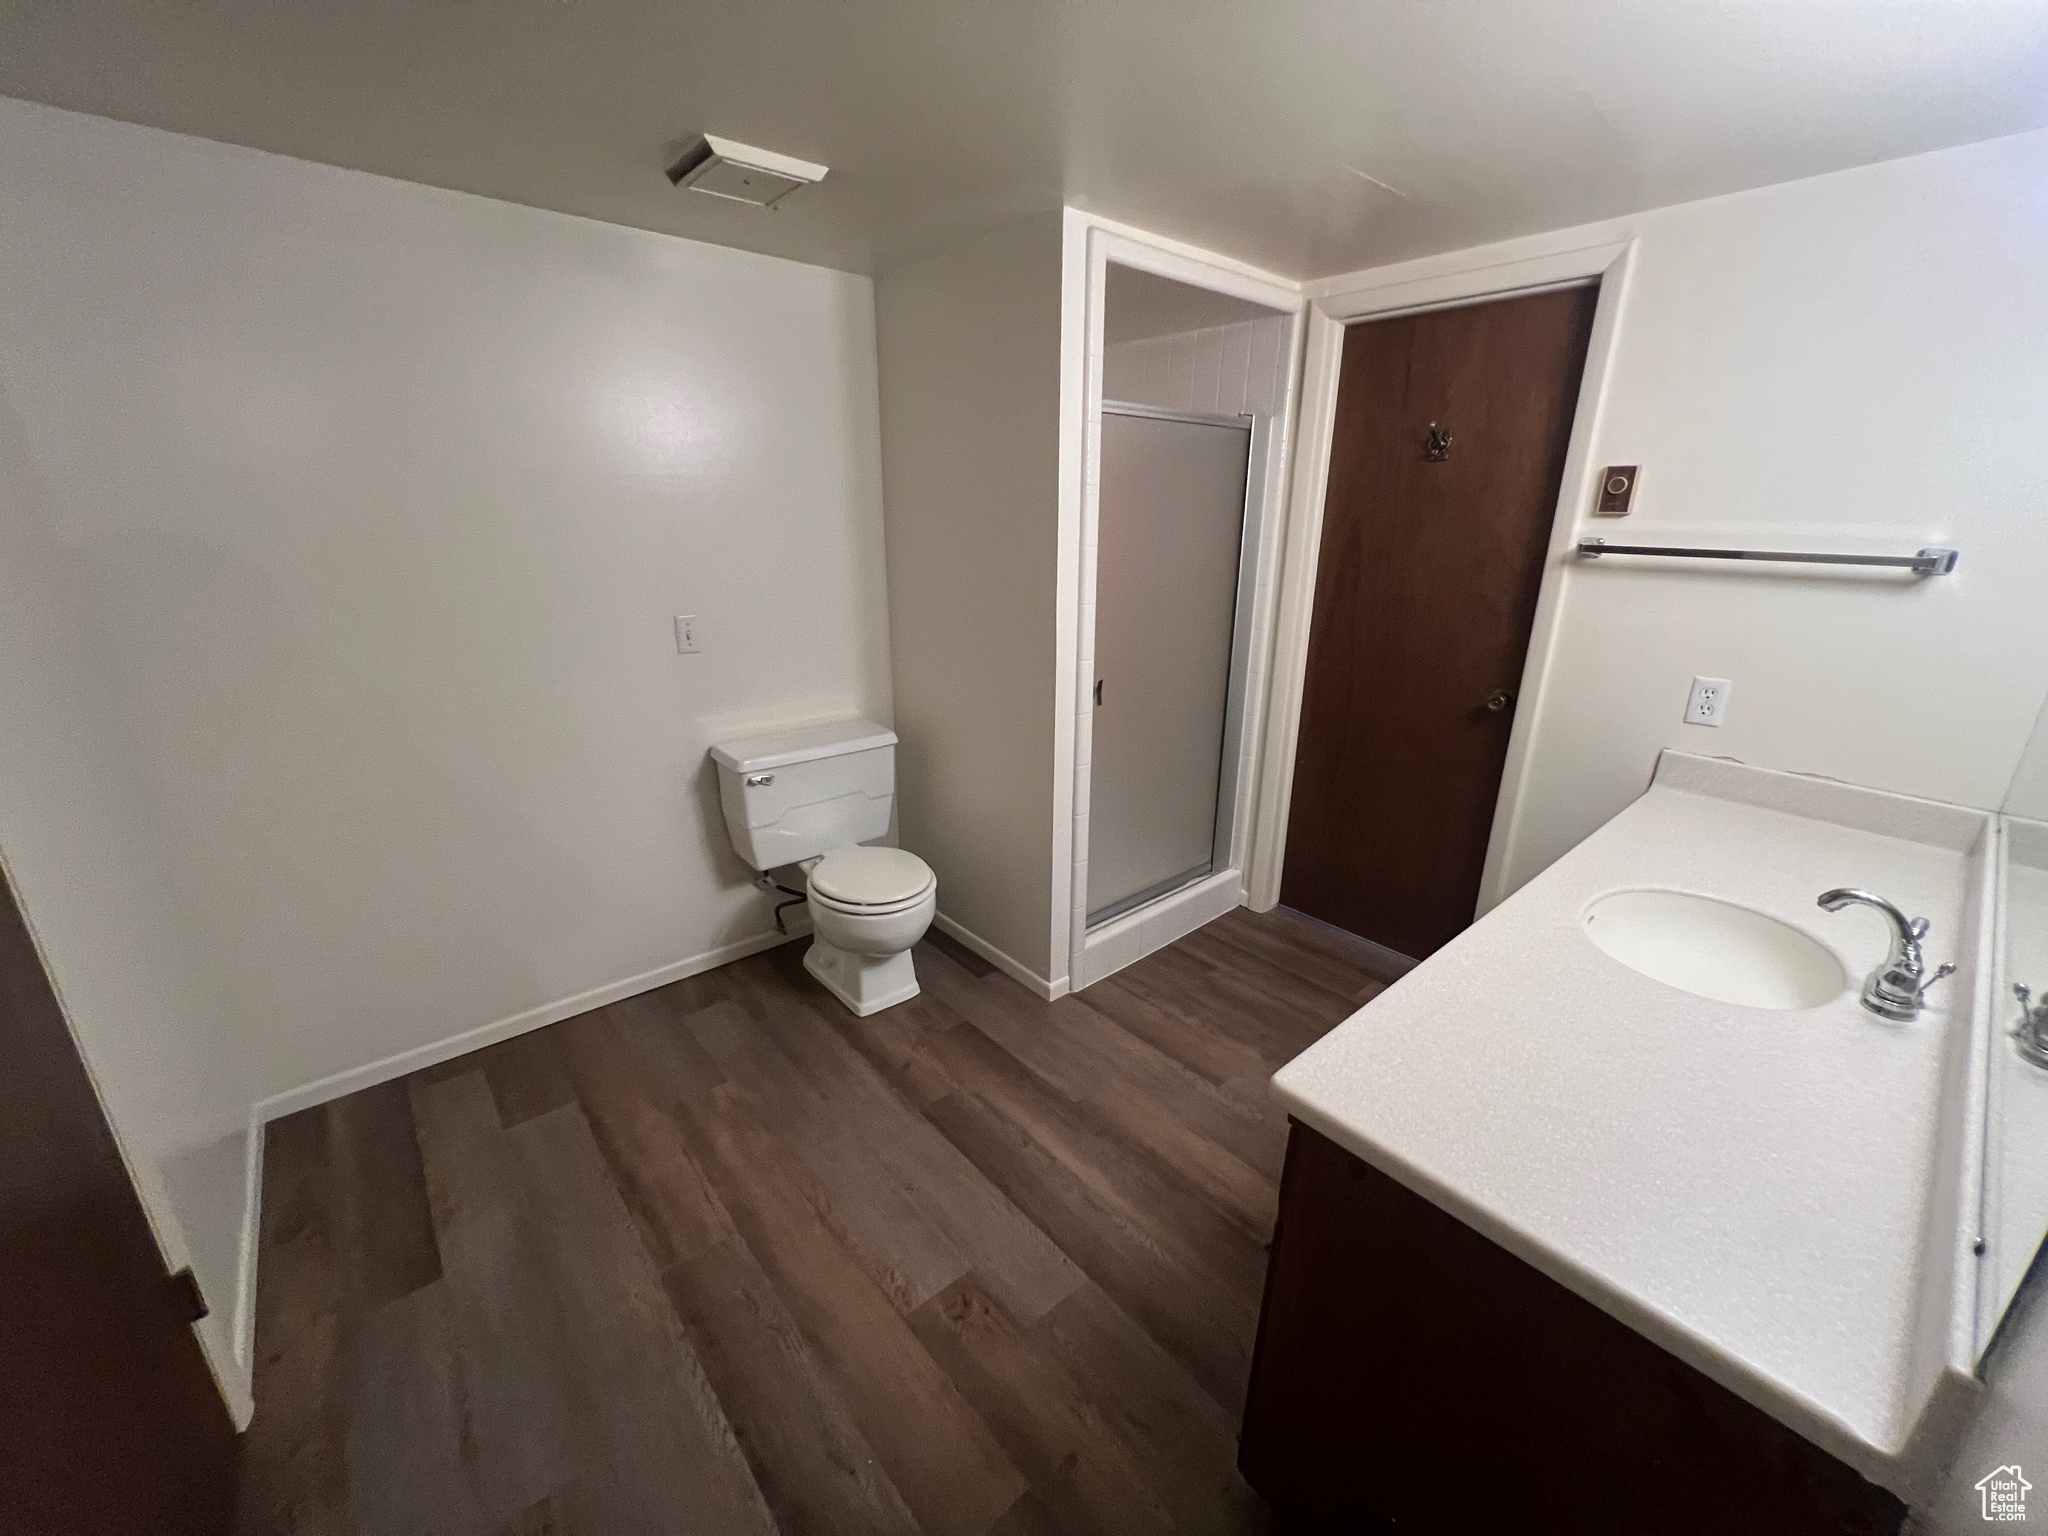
[674,615,700,655]
[1685,676,1732,727]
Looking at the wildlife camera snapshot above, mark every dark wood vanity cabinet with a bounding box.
[1239,1122,1908,1534]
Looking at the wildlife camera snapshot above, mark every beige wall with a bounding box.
[875,215,1065,981]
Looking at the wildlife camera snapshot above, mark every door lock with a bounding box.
[1484,690,1515,714]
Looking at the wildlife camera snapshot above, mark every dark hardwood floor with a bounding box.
[233,905,1398,1535]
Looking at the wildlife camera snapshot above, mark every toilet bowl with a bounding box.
[708,716,937,1018]
[800,845,937,1016]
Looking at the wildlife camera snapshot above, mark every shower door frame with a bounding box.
[1085,399,1264,930]
[1055,212,1306,994]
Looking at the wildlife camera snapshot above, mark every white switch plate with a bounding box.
[674,615,700,654]
[1685,676,1732,726]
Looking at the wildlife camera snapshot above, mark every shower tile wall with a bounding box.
[1102,315,1289,417]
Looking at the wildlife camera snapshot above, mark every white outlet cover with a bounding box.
[1685,676,1732,727]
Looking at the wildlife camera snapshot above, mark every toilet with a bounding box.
[709,717,936,1016]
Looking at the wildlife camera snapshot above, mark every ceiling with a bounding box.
[2,1,2044,282]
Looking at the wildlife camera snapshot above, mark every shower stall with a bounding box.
[1087,402,1257,926]
[1069,254,1298,987]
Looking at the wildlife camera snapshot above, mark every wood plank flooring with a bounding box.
[233,906,1398,1535]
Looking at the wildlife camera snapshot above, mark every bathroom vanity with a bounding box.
[1241,1124,1908,1533]
[1241,753,2013,1531]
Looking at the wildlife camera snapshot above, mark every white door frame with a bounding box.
[1247,238,1639,920]
[1051,209,1305,992]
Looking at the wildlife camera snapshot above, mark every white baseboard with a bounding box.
[932,911,1065,1000]
[231,1106,264,1394]
[199,1313,254,1430]
[251,927,799,1124]
[1075,868,1243,990]
[230,924,803,1388]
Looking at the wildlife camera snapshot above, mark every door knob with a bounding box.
[1484,689,1515,714]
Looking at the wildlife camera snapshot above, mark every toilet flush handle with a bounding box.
[745,773,774,787]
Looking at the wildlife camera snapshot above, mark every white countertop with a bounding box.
[1270,752,1994,1492]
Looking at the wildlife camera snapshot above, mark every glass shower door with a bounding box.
[1088,405,1252,926]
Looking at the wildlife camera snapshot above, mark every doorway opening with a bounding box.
[1280,282,1600,962]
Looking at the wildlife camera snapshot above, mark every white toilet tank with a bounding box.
[710,717,897,871]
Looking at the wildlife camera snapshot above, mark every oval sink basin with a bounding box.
[1582,890,1846,1010]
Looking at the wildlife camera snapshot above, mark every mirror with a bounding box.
[1986,690,2048,1354]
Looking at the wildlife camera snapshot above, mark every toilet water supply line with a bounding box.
[757,872,809,934]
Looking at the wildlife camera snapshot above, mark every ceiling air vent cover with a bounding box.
[666,135,828,209]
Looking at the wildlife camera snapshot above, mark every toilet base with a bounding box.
[803,938,920,1017]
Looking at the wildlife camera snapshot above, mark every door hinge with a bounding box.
[168,1266,209,1325]
[1094,679,1103,707]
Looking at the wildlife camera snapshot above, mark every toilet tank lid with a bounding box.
[709,716,897,774]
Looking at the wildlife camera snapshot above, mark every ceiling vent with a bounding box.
[666,135,828,209]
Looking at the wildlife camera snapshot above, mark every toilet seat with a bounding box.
[808,845,935,914]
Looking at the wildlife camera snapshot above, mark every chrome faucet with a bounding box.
[2014,985,2048,1069]
[1816,888,1956,1021]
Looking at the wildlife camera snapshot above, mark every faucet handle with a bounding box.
[1916,961,1956,1000]
[2016,983,2048,1031]
[2017,984,2048,1068]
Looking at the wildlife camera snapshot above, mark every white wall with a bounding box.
[1102,315,1291,418]
[2003,694,2048,820]
[0,94,892,1368]
[875,215,1066,983]
[0,386,255,1417]
[1301,128,2048,903]
[1294,127,2048,1528]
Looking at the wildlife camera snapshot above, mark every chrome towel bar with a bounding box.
[1576,538,1957,576]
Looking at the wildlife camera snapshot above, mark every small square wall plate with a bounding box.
[1595,464,1639,515]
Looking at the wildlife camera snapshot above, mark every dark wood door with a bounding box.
[0,860,239,1532]
[1281,285,1598,959]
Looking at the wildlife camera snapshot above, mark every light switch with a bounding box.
[674,615,700,654]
